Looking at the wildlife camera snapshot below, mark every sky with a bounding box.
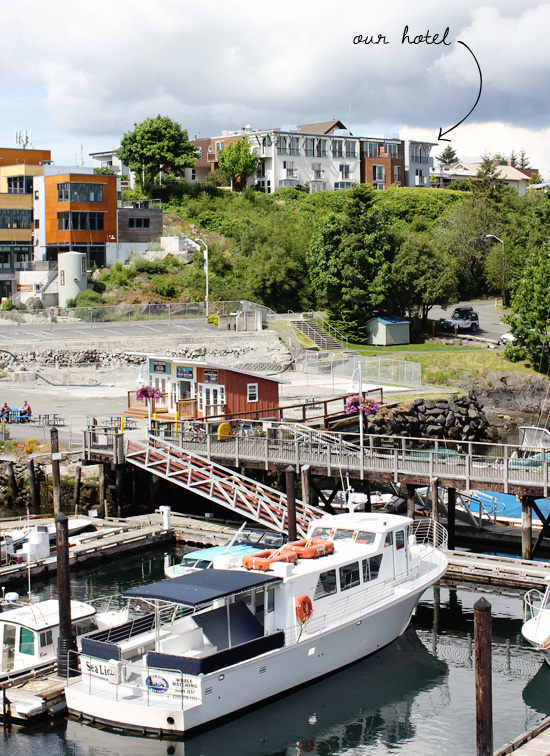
[1,0,550,178]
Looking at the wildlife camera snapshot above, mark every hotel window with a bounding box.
[277,136,287,155]
[215,141,224,153]
[386,143,398,157]
[289,136,300,156]
[373,165,385,183]
[340,164,350,180]
[332,140,343,158]
[70,183,104,202]
[58,183,70,202]
[305,138,314,157]
[0,209,32,229]
[57,212,104,231]
[316,139,327,157]
[366,142,379,158]
[247,383,258,402]
[7,176,27,194]
[393,166,402,185]
[345,140,356,158]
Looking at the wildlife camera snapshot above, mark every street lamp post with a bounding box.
[195,238,209,317]
[485,234,505,306]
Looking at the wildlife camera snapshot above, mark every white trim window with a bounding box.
[247,383,259,402]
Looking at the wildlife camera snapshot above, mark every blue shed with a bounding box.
[366,316,410,346]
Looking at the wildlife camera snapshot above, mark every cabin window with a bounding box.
[19,627,35,655]
[73,619,98,637]
[362,554,383,582]
[40,630,53,648]
[333,529,355,541]
[247,383,259,402]
[266,587,275,613]
[355,531,376,544]
[339,562,360,591]
[396,531,405,550]
[310,527,332,540]
[384,532,393,547]
[314,569,338,599]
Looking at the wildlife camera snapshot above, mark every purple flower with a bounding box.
[136,386,162,401]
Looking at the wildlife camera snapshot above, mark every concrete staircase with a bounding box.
[290,318,343,350]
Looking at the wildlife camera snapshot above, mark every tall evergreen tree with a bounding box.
[519,148,531,170]
[436,145,459,166]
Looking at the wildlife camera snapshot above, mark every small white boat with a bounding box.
[66,509,447,738]
[522,578,550,663]
[0,597,128,681]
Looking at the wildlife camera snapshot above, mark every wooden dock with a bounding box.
[495,714,550,755]
[446,550,550,590]
[2,670,66,726]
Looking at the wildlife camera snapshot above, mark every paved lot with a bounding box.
[429,299,508,343]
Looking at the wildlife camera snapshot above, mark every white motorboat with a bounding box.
[0,597,128,681]
[65,509,447,738]
[522,577,550,664]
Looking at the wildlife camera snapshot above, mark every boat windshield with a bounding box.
[355,531,376,544]
[310,527,332,540]
[333,529,355,541]
[233,530,285,548]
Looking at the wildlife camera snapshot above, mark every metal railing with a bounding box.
[306,310,349,350]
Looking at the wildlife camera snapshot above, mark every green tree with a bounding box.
[519,148,531,170]
[529,172,544,185]
[389,234,458,327]
[307,185,396,339]
[470,154,507,204]
[217,137,259,192]
[117,115,199,194]
[94,167,117,176]
[509,149,518,168]
[436,145,459,166]
[503,245,550,371]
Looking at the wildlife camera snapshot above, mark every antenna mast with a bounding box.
[15,130,32,149]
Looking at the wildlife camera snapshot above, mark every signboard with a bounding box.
[146,670,202,702]
[153,362,167,374]
[203,370,219,384]
[16,285,33,292]
[84,658,123,684]
[176,366,194,380]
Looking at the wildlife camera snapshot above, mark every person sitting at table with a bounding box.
[20,400,32,421]
[0,402,9,421]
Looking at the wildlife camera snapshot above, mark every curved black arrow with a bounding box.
[438,40,483,141]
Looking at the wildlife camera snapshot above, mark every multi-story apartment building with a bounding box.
[360,137,405,189]
[186,122,436,193]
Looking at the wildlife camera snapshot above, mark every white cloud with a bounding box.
[0,0,549,166]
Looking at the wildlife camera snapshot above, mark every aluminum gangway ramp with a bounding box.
[126,437,324,537]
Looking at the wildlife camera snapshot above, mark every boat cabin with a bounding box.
[128,355,287,421]
[0,599,98,678]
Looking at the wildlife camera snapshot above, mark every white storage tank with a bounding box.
[58,251,87,307]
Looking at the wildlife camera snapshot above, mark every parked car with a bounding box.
[500,332,518,346]
[441,306,480,333]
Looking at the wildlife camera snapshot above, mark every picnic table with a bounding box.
[32,413,65,426]
[8,409,31,423]
[101,416,138,430]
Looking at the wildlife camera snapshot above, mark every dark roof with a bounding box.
[296,120,347,134]
[123,570,281,607]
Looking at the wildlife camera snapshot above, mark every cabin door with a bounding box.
[393,529,408,576]
[1,623,16,670]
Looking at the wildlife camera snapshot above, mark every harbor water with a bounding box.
[2,547,549,756]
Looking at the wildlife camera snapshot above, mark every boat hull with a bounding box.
[66,588,424,737]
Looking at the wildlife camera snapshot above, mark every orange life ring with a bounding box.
[296,595,313,624]
[283,540,335,559]
[242,550,298,572]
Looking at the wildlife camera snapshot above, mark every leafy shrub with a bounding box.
[503,343,527,363]
[108,261,131,287]
[1,298,13,311]
[65,297,77,308]
[152,274,185,299]
[207,314,219,325]
[133,258,170,275]
[18,302,26,311]
[74,290,105,306]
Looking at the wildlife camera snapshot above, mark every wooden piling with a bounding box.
[116,467,124,518]
[447,487,456,551]
[27,459,40,509]
[55,513,77,678]
[522,496,532,560]
[300,465,311,506]
[406,484,416,520]
[6,461,17,504]
[50,428,61,516]
[132,465,138,507]
[431,478,439,523]
[285,465,297,542]
[98,463,106,512]
[363,480,371,513]
[474,597,493,756]
[73,465,81,515]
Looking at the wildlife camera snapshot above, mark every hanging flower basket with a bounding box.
[136,385,162,401]
[344,395,379,416]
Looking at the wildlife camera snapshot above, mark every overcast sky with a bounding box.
[2,0,550,177]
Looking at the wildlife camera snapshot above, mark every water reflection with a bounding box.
[57,629,446,756]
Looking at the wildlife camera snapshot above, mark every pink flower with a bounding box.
[136,386,162,401]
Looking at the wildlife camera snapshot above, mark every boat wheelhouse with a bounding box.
[522,578,550,664]
[65,510,447,738]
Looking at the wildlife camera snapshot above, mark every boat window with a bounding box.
[396,531,405,550]
[73,619,98,637]
[362,554,383,581]
[333,529,355,541]
[194,560,211,569]
[384,532,393,547]
[19,627,35,656]
[2,624,15,669]
[262,533,285,548]
[310,527,332,540]
[339,562,360,591]
[314,569,338,599]
[234,591,253,606]
[355,531,376,544]
[40,630,53,648]
[266,587,275,613]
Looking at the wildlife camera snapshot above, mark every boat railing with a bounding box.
[524,588,545,624]
[411,519,448,552]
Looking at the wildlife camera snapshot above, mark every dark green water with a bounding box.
[1,549,548,756]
